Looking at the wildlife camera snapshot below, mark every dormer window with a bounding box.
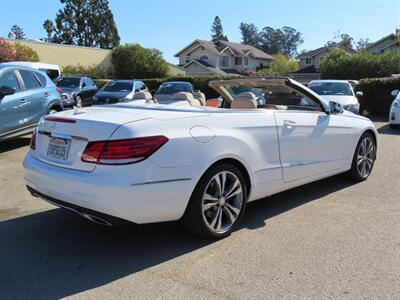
[199,55,208,60]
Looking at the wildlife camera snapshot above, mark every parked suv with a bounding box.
[55,75,98,107]
[0,64,63,141]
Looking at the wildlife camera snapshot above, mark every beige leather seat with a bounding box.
[192,91,206,106]
[231,92,257,109]
[172,92,201,107]
[133,91,154,103]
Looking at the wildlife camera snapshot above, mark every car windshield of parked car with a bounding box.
[308,82,353,96]
[224,84,321,110]
[55,77,81,88]
[156,83,192,95]
[102,81,133,92]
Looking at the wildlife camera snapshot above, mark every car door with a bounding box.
[0,69,30,136]
[18,69,47,126]
[273,91,349,182]
[87,78,98,99]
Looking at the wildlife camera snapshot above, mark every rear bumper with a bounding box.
[23,153,196,224]
[389,108,400,124]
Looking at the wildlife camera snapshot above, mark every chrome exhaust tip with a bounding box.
[79,212,113,226]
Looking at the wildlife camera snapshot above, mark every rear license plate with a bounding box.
[47,137,71,161]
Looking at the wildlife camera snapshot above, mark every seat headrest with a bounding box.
[133,91,152,100]
[188,99,202,107]
[192,91,206,106]
[231,92,257,109]
[172,92,194,101]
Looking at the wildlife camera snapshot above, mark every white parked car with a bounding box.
[24,77,378,238]
[389,90,400,129]
[308,80,362,114]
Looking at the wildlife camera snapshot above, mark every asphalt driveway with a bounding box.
[0,118,399,299]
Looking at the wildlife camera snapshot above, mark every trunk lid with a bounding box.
[33,107,151,172]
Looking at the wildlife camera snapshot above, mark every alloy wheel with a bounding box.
[201,171,243,234]
[357,137,375,178]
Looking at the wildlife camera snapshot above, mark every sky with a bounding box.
[0,0,399,63]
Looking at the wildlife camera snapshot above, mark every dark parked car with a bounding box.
[0,64,63,141]
[92,80,148,105]
[55,75,98,107]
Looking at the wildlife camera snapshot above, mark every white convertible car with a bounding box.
[24,77,378,238]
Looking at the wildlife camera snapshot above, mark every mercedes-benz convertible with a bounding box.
[23,77,377,238]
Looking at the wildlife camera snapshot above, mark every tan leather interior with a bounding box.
[231,92,257,109]
[133,91,153,100]
[192,91,206,106]
[172,92,194,101]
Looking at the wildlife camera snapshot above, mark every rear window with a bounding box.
[19,70,41,90]
[156,83,192,95]
[34,72,47,87]
[55,77,81,88]
[102,81,133,92]
[39,68,60,80]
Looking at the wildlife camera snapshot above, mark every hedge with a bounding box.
[355,76,400,114]
[94,75,241,99]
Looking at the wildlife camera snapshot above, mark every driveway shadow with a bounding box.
[376,124,400,136]
[0,174,355,299]
[0,136,31,154]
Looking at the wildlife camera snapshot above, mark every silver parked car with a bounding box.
[0,64,63,141]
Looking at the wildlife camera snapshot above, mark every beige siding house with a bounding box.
[365,32,400,54]
[175,39,274,76]
[291,46,355,82]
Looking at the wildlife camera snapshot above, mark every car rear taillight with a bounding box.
[30,130,37,150]
[81,136,168,165]
[45,117,76,123]
[56,87,62,94]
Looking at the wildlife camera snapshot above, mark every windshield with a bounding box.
[55,77,80,88]
[223,84,320,109]
[156,83,192,95]
[309,82,353,96]
[102,81,133,92]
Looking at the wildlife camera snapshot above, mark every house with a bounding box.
[174,39,274,76]
[291,46,355,82]
[365,32,400,54]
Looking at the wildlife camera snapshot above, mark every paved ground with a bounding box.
[0,117,399,300]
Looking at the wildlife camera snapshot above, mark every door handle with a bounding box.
[44,92,49,97]
[20,98,26,103]
[284,120,297,128]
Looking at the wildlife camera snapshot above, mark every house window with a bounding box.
[305,58,311,64]
[259,63,264,68]
[199,55,208,60]
[235,57,242,65]
[220,56,229,67]
[244,56,249,66]
[185,55,191,63]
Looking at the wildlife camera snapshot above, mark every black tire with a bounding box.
[75,95,83,108]
[48,107,59,114]
[348,132,376,181]
[181,163,247,239]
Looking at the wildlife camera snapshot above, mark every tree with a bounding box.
[259,26,303,56]
[43,19,55,43]
[112,44,169,79]
[326,32,354,49]
[239,23,261,48]
[255,53,299,76]
[44,0,120,49]
[13,43,39,61]
[8,25,25,39]
[356,38,371,50]
[211,16,228,42]
[0,38,17,62]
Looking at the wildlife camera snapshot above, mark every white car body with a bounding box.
[309,80,361,114]
[389,91,400,126]
[23,78,377,232]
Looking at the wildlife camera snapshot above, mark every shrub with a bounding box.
[112,44,169,79]
[62,64,109,79]
[0,37,16,62]
[320,48,400,80]
[355,76,400,114]
[13,42,39,61]
[255,53,299,76]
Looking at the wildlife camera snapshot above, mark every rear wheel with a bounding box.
[348,132,376,181]
[181,163,247,238]
[75,95,83,108]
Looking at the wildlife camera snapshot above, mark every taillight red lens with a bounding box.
[81,136,168,165]
[56,87,62,94]
[45,117,76,123]
[30,130,37,150]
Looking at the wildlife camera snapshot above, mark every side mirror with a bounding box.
[81,82,86,88]
[391,90,399,97]
[329,101,344,114]
[0,85,16,99]
[355,91,363,97]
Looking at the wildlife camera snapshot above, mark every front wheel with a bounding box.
[348,132,376,181]
[75,95,83,108]
[181,163,247,238]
